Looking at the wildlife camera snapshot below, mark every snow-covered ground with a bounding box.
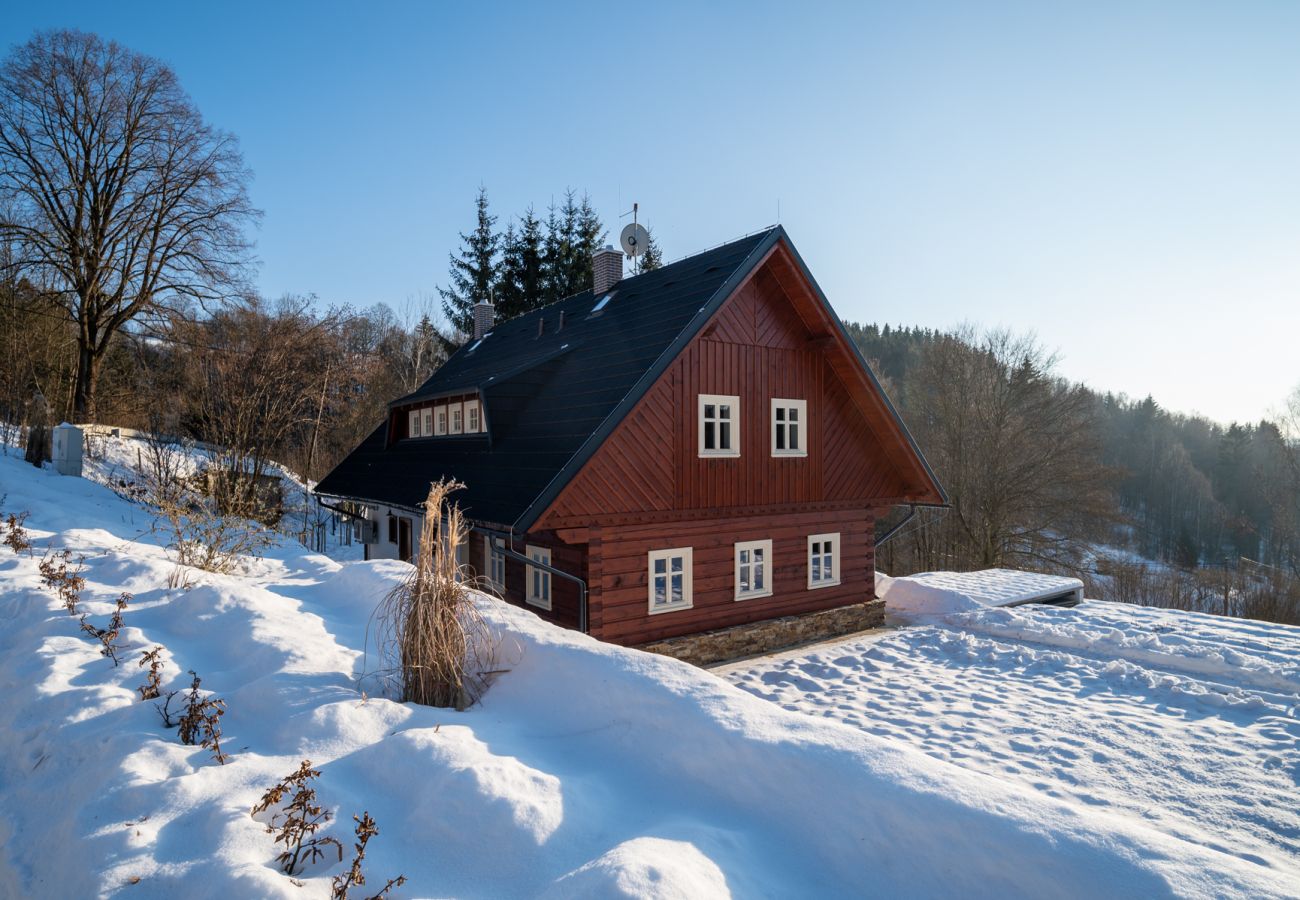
[725,590,1300,890]
[2,452,1298,897]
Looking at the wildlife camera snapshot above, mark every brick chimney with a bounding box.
[472,297,494,340]
[592,245,623,295]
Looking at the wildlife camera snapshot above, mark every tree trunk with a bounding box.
[72,341,100,423]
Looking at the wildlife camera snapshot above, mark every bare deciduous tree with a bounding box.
[0,29,258,420]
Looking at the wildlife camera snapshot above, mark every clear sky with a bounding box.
[4,1,1298,425]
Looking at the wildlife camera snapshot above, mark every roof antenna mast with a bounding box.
[619,202,649,275]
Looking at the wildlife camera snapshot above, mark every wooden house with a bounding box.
[316,227,945,653]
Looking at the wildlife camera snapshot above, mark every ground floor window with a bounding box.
[807,532,840,588]
[526,544,551,610]
[735,539,773,600]
[648,547,693,613]
[485,535,505,592]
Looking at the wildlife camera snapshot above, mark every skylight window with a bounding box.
[591,292,614,313]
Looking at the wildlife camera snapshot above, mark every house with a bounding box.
[315,226,946,658]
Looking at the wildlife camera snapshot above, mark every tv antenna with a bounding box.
[619,202,649,274]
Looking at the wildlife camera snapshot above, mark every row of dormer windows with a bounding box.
[698,394,808,458]
[407,398,483,438]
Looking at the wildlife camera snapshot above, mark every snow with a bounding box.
[726,600,1300,890]
[2,453,1297,898]
[883,568,1085,617]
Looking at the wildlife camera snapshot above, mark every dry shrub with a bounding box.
[176,670,229,764]
[3,511,32,555]
[39,549,85,614]
[140,431,276,576]
[252,760,342,876]
[376,480,495,709]
[331,812,406,900]
[79,592,130,665]
[137,646,165,700]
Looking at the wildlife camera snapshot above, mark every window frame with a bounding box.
[771,398,808,458]
[422,407,434,437]
[465,398,482,433]
[698,394,740,458]
[449,402,464,435]
[387,515,397,544]
[526,544,552,610]
[807,532,841,589]
[647,547,693,614]
[484,534,505,592]
[734,539,774,601]
[435,404,448,436]
[408,409,421,438]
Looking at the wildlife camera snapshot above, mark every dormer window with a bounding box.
[435,404,448,435]
[449,402,464,435]
[466,399,481,433]
[408,410,422,437]
[422,407,433,436]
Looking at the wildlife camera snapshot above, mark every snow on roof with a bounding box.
[883,568,1085,617]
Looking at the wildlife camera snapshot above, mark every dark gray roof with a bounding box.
[316,228,781,529]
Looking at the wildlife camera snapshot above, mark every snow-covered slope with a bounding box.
[726,599,1300,892]
[1,453,1296,898]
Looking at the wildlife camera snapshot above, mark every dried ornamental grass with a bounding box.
[375,480,495,709]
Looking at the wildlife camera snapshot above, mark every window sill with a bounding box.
[648,602,694,615]
[735,589,773,602]
[526,596,552,611]
[807,579,841,591]
[772,450,808,458]
[698,451,740,459]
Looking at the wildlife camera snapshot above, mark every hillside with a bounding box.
[0,450,1297,898]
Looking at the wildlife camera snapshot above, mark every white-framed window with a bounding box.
[526,544,551,610]
[648,547,693,614]
[807,532,840,589]
[772,398,807,457]
[466,398,481,433]
[735,539,773,600]
[484,535,505,592]
[408,410,421,438]
[698,394,740,457]
[422,407,433,436]
[435,404,448,436]
[450,402,464,435]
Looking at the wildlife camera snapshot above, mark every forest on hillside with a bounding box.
[849,323,1300,622]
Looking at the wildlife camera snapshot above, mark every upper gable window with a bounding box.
[408,410,422,438]
[698,394,740,458]
[422,407,433,437]
[772,399,807,457]
[449,402,464,435]
[465,399,482,433]
[435,404,448,436]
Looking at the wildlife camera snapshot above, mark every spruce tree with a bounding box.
[495,207,545,320]
[438,187,499,336]
[541,199,566,305]
[638,227,663,272]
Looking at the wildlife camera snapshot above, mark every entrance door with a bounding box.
[398,517,413,562]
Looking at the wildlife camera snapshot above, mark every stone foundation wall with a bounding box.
[637,599,885,667]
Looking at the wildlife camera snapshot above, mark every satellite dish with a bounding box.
[620,223,649,258]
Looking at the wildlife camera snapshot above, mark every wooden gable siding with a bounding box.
[588,508,875,644]
[536,259,911,529]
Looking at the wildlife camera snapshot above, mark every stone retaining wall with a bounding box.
[637,599,886,667]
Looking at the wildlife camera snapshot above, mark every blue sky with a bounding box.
[4,1,1298,424]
